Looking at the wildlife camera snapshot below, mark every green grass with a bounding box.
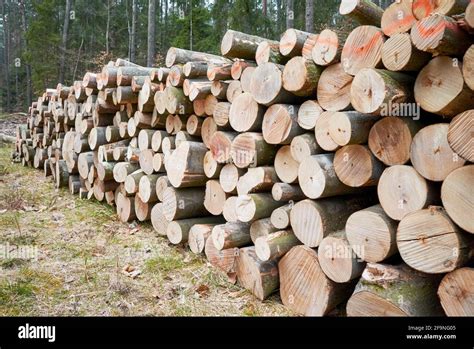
[145,254,186,274]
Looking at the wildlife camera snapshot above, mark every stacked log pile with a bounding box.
[12,0,473,317]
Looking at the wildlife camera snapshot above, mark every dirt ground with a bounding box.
[0,142,293,316]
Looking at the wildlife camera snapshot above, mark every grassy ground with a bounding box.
[0,144,293,316]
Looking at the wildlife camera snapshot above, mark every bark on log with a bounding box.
[212,222,251,250]
[255,229,300,261]
[328,111,377,146]
[236,193,285,223]
[290,133,324,163]
[381,33,431,72]
[255,40,289,65]
[236,166,278,195]
[166,47,230,67]
[314,111,341,152]
[270,205,292,230]
[339,0,384,26]
[230,132,277,168]
[282,57,323,97]
[162,187,208,221]
[279,29,312,57]
[221,30,267,60]
[271,182,306,202]
[167,216,225,245]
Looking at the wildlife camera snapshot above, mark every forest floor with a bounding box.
[0,112,27,137]
[0,141,292,316]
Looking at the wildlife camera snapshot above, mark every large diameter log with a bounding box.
[411,14,471,56]
[368,116,423,166]
[262,104,304,145]
[230,132,277,169]
[255,40,289,65]
[116,192,136,222]
[236,246,279,301]
[378,165,438,221]
[341,26,385,76]
[414,56,474,117]
[271,183,306,202]
[397,206,474,274]
[381,33,431,72]
[166,47,230,68]
[441,165,474,234]
[162,187,208,221]
[351,69,414,115]
[463,45,474,91]
[316,63,353,112]
[250,63,299,106]
[318,230,366,283]
[381,0,416,37]
[290,133,324,163]
[279,246,356,316]
[339,0,384,26]
[167,216,225,245]
[290,196,375,248]
[438,267,474,316]
[412,0,471,19]
[236,166,278,195]
[345,204,398,263]
[255,230,300,262]
[220,30,267,60]
[235,193,285,223]
[113,162,140,183]
[212,222,251,250]
[204,180,228,216]
[188,224,219,254]
[279,29,312,58]
[204,237,238,278]
[229,92,265,132]
[347,263,443,316]
[274,146,299,184]
[312,29,345,66]
[282,57,322,97]
[297,100,324,130]
[302,34,319,60]
[328,111,377,146]
[165,141,207,188]
[334,145,385,187]
[448,110,474,162]
[298,154,363,199]
[314,111,340,152]
[410,124,466,182]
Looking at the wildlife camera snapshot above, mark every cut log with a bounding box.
[138,174,161,203]
[250,63,299,106]
[236,166,278,195]
[345,204,398,263]
[441,165,474,234]
[438,267,474,317]
[250,218,279,244]
[410,124,466,182]
[334,145,385,187]
[290,196,375,247]
[212,222,251,250]
[151,130,167,152]
[270,204,292,230]
[204,236,238,277]
[298,154,363,199]
[209,131,237,163]
[378,165,439,221]
[188,224,218,254]
[88,127,107,150]
[240,67,255,93]
[135,194,151,222]
[96,161,117,181]
[341,26,385,76]
[155,175,170,202]
[162,187,208,221]
[116,192,136,222]
[204,180,228,216]
[113,162,140,183]
[186,114,203,136]
[226,80,243,103]
[255,229,299,261]
[138,149,155,175]
[381,0,416,37]
[463,45,474,91]
[165,86,193,115]
[347,263,443,316]
[166,47,230,67]
[411,14,471,56]
[279,245,356,316]
[221,30,267,60]
[124,170,145,195]
[236,193,285,223]
[204,94,218,116]
[368,116,423,166]
[231,60,254,80]
[312,29,345,66]
[282,57,322,97]
[137,129,155,151]
[203,150,223,179]
[231,132,277,169]
[213,102,232,128]
[271,183,306,202]
[77,151,95,179]
[255,40,289,65]
[302,34,319,60]
[314,111,340,152]
[274,146,299,184]
[290,133,323,163]
[152,153,165,173]
[316,63,353,112]
[262,104,304,145]
[167,216,225,245]
[412,0,470,20]
[297,100,323,130]
[211,80,230,99]
[397,206,474,274]
[448,110,474,162]
[279,29,312,57]
[165,141,208,188]
[223,196,239,223]
[339,0,384,26]
[207,63,233,81]
[236,246,279,300]
[351,68,414,115]
[328,111,377,146]
[381,33,431,72]
[151,203,169,236]
[229,92,265,132]
[318,230,366,283]
[219,164,244,194]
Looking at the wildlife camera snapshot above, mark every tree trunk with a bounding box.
[286,0,294,29]
[305,0,314,33]
[147,0,156,66]
[59,0,72,83]
[1,0,11,112]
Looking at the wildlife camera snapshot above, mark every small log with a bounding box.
[203,150,223,179]
[151,203,169,236]
[438,267,474,316]
[162,187,208,221]
[113,162,140,183]
[135,194,151,222]
[155,176,171,202]
[152,153,166,173]
[209,131,237,163]
[222,196,239,223]
[381,33,431,72]
[339,0,384,26]
[229,92,265,132]
[297,100,324,130]
[255,40,289,65]
[183,61,208,78]
[137,129,155,151]
[318,230,366,283]
[226,80,243,103]
[138,174,161,203]
[271,183,306,202]
[328,111,377,146]
[312,29,345,66]
[207,63,233,81]
[236,166,278,195]
[236,246,279,300]
[347,263,443,316]
[204,94,218,116]
[448,110,474,163]
[240,67,255,93]
[213,102,232,128]
[231,132,277,168]
[188,223,221,254]
[317,63,353,112]
[211,80,230,99]
[279,245,356,316]
[186,114,203,136]
[116,192,136,222]
[250,218,279,243]
[463,45,474,91]
[345,204,398,263]
[138,149,156,175]
[302,33,319,60]
[166,47,230,67]
[314,111,340,152]
[212,222,251,250]
[167,216,225,245]
[441,165,474,234]
[204,180,228,216]
[279,29,312,57]
[270,204,292,230]
[204,237,238,278]
[274,145,299,184]
[410,124,466,182]
[219,164,244,194]
[282,57,322,97]
[290,133,324,163]
[165,141,208,188]
[220,30,267,60]
[262,104,304,145]
[235,193,285,223]
[124,170,146,195]
[381,0,416,37]
[255,229,300,262]
[412,0,470,20]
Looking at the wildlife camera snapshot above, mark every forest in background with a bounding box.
[0,0,391,112]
